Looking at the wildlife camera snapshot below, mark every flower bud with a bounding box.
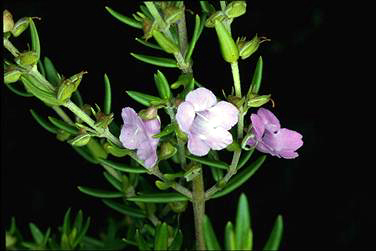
[95,112,114,129]
[139,106,158,120]
[227,95,245,109]
[155,180,170,190]
[168,201,188,213]
[68,133,91,146]
[11,17,30,37]
[224,1,247,18]
[205,11,226,28]
[214,20,239,63]
[142,18,155,41]
[15,51,38,67]
[152,29,179,54]
[163,5,184,25]
[3,10,14,33]
[159,141,177,160]
[184,163,201,182]
[56,129,71,142]
[247,94,271,108]
[4,66,22,84]
[56,71,87,102]
[237,34,270,60]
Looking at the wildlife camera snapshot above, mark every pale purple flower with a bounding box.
[247,107,303,159]
[176,87,239,156]
[120,107,160,168]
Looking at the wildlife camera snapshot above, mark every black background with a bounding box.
[2,0,373,250]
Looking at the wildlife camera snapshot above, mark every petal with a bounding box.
[143,118,161,137]
[206,101,239,130]
[278,150,299,159]
[277,128,303,151]
[137,140,158,168]
[176,101,195,133]
[120,107,145,149]
[261,128,303,158]
[257,108,280,133]
[203,127,234,151]
[187,133,210,156]
[185,87,217,112]
[250,113,265,140]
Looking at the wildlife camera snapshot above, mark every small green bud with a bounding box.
[95,112,114,129]
[57,71,87,102]
[15,51,38,67]
[214,20,239,63]
[143,18,156,41]
[247,94,271,108]
[237,34,271,60]
[11,17,30,37]
[4,66,22,84]
[159,141,177,160]
[103,141,130,157]
[163,5,184,25]
[205,11,227,28]
[152,29,179,54]
[171,73,193,89]
[68,133,91,146]
[155,180,170,190]
[227,95,245,109]
[226,140,241,152]
[56,129,71,142]
[224,1,247,18]
[139,106,158,120]
[184,163,201,182]
[3,10,14,33]
[168,201,188,213]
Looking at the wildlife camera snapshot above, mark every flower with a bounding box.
[120,107,160,168]
[176,87,239,156]
[247,108,303,159]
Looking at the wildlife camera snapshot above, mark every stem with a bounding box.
[231,61,241,97]
[192,171,206,250]
[52,106,74,124]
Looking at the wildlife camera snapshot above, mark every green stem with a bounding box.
[192,171,206,250]
[231,61,241,97]
[3,38,20,57]
[52,106,73,124]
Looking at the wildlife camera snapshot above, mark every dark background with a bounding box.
[2,0,372,250]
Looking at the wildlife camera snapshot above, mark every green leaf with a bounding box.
[102,199,146,218]
[186,155,229,170]
[43,57,60,86]
[73,217,91,248]
[73,210,83,233]
[127,192,189,203]
[126,90,164,106]
[30,109,59,134]
[249,56,263,95]
[48,116,79,134]
[155,70,172,100]
[130,53,177,68]
[29,18,40,61]
[29,223,44,244]
[224,222,236,250]
[200,1,216,13]
[210,166,224,182]
[135,37,163,51]
[103,73,112,115]
[5,82,34,97]
[38,60,46,77]
[72,145,99,164]
[136,229,151,250]
[263,215,283,251]
[71,90,84,108]
[185,14,206,62]
[203,215,222,250]
[235,193,252,250]
[212,155,266,199]
[99,159,146,173]
[103,172,122,191]
[105,6,142,29]
[62,208,71,236]
[154,223,168,250]
[77,186,123,198]
[153,123,176,138]
[237,148,255,170]
[168,229,183,250]
[42,227,51,246]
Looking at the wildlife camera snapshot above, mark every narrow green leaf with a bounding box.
[73,217,91,248]
[122,238,137,247]
[210,166,224,182]
[127,192,189,203]
[43,57,60,86]
[103,73,111,115]
[249,56,263,95]
[212,155,266,199]
[135,37,163,51]
[154,223,168,250]
[103,172,122,191]
[155,70,172,99]
[185,14,200,62]
[71,90,84,108]
[86,138,108,160]
[200,1,216,13]
[73,210,83,233]
[72,146,99,164]
[203,215,222,250]
[186,155,229,170]
[29,18,40,61]
[42,227,51,246]
[5,82,34,97]
[168,230,183,250]
[126,90,164,106]
[136,229,151,250]
[62,208,71,235]
[153,123,176,138]
[130,53,178,68]
[235,193,252,250]
[105,6,142,29]
[224,222,236,250]
[38,61,46,77]
[237,148,255,170]
[263,215,283,251]
[77,186,123,198]
[102,199,146,218]
[99,159,146,173]
[29,223,44,244]
[20,75,62,106]
[48,116,79,134]
[30,109,59,134]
